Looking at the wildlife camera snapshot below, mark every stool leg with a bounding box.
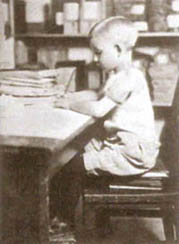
[175,200,179,242]
[162,207,175,241]
[95,207,112,237]
[82,196,86,225]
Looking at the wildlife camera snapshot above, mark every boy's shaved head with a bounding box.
[89,16,138,48]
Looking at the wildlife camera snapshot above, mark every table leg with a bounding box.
[175,197,179,242]
[0,148,50,244]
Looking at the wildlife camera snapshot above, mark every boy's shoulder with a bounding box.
[130,66,145,79]
[124,67,147,92]
[117,67,146,85]
[115,66,145,79]
[109,67,146,91]
[129,67,147,88]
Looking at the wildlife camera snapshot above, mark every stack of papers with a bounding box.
[0,69,62,105]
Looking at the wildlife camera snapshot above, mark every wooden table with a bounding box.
[0,106,95,243]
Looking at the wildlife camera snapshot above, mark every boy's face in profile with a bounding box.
[90,35,128,73]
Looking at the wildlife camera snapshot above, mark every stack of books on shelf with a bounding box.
[0,69,62,106]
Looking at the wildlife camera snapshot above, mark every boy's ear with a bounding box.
[115,44,122,55]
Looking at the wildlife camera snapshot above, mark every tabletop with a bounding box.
[0,106,94,153]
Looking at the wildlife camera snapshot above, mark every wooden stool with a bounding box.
[82,163,179,242]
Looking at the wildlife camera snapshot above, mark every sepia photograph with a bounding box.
[0,0,179,243]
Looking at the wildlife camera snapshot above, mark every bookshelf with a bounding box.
[10,0,179,56]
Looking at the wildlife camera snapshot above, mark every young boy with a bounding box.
[50,16,159,241]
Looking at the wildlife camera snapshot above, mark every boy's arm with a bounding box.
[55,89,102,109]
[69,96,116,118]
[68,89,99,102]
[54,93,116,118]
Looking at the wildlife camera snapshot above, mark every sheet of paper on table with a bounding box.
[0,106,92,141]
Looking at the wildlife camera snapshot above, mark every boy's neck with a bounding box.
[115,50,133,73]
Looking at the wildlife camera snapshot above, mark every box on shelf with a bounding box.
[0,1,9,36]
[24,0,52,33]
[151,78,178,106]
[0,2,5,36]
[167,14,179,31]
[55,12,63,26]
[113,0,147,21]
[80,20,98,35]
[79,0,103,34]
[0,37,15,70]
[51,12,64,34]
[37,46,67,69]
[64,21,79,34]
[104,0,115,17]
[87,69,101,90]
[64,2,79,21]
[14,0,26,34]
[170,0,179,12]
[113,0,148,31]
[147,0,170,32]
[148,63,179,106]
[15,41,28,66]
[63,2,79,34]
[133,21,148,32]
[67,47,94,64]
[165,0,179,31]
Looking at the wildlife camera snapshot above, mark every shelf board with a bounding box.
[152,102,172,107]
[15,32,179,39]
[15,33,88,38]
[138,32,179,37]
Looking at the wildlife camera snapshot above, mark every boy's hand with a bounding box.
[54,97,70,109]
